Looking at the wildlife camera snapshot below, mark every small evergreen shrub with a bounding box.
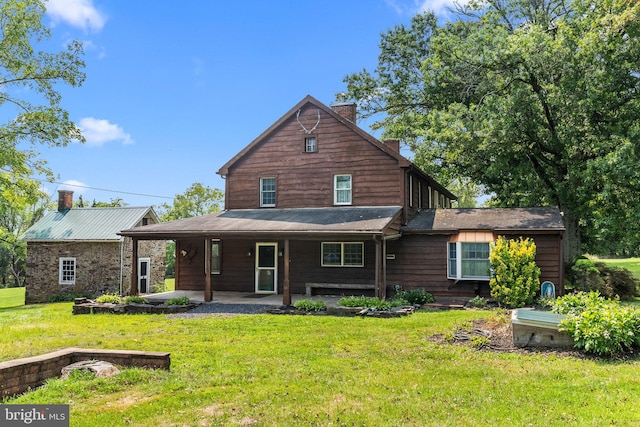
[95,293,122,304]
[567,259,639,300]
[123,295,149,304]
[293,299,326,312]
[489,236,540,308]
[466,295,488,309]
[165,296,191,305]
[393,288,435,305]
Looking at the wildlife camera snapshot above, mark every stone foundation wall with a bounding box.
[0,347,170,398]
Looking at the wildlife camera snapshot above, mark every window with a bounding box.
[322,242,364,267]
[260,177,276,207]
[448,242,491,280]
[59,257,76,285]
[304,136,317,153]
[211,240,221,274]
[334,174,352,205]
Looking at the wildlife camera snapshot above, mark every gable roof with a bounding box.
[120,206,403,240]
[21,207,158,242]
[216,95,456,200]
[403,207,565,234]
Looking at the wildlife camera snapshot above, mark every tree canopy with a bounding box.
[0,0,85,208]
[341,0,640,259]
[160,182,224,221]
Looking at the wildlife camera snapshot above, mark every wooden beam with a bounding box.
[204,239,212,302]
[130,237,139,296]
[283,239,291,306]
[375,238,383,299]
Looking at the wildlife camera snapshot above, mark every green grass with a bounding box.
[0,287,25,308]
[596,257,640,280]
[1,304,639,426]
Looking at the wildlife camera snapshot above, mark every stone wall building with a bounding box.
[21,191,165,303]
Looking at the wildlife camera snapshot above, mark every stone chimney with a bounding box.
[331,102,357,124]
[383,139,400,153]
[57,190,73,212]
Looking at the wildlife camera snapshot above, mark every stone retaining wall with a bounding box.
[0,347,170,399]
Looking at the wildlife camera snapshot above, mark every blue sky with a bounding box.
[36,0,465,208]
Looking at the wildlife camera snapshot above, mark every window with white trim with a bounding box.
[304,136,317,153]
[59,257,76,285]
[321,242,364,267]
[447,242,491,280]
[334,174,352,205]
[260,177,276,207]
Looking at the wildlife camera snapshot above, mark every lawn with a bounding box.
[597,257,640,280]
[0,287,25,308]
[1,303,639,426]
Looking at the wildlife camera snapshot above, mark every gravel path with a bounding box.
[167,303,280,318]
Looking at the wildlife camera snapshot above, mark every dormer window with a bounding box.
[305,136,317,153]
[260,177,276,207]
[334,174,352,205]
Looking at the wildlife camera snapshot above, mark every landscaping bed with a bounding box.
[72,297,199,315]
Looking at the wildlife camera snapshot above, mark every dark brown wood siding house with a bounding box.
[120,95,564,303]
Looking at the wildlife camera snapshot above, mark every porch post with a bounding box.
[204,238,212,302]
[283,239,291,306]
[130,237,139,296]
[374,238,385,299]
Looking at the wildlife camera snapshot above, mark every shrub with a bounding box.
[123,295,149,304]
[95,293,122,304]
[393,288,435,305]
[294,299,326,312]
[567,259,639,300]
[466,295,488,309]
[489,236,540,308]
[165,296,191,306]
[337,296,406,310]
[48,293,86,303]
[553,292,640,356]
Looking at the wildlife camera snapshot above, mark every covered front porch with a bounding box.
[120,206,403,305]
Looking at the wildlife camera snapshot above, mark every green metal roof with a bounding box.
[20,207,158,242]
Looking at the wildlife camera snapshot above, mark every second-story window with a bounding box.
[260,177,276,207]
[334,174,352,205]
[305,136,317,153]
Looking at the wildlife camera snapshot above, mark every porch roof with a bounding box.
[119,206,403,240]
[403,207,566,234]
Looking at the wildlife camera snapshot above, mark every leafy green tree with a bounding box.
[0,190,51,287]
[160,182,224,221]
[341,0,640,259]
[0,0,85,205]
[159,183,224,278]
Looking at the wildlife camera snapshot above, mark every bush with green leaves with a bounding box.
[48,293,86,303]
[489,236,540,308]
[568,258,639,300]
[393,288,435,305]
[95,293,122,304]
[165,296,191,306]
[466,295,488,309]
[552,292,640,356]
[293,299,326,312]
[123,295,149,304]
[338,296,407,310]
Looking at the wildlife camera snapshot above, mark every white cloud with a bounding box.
[58,180,89,195]
[387,0,473,17]
[46,0,106,32]
[79,117,133,147]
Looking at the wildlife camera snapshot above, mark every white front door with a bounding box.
[138,258,151,294]
[255,243,277,294]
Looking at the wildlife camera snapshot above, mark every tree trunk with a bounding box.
[561,208,581,265]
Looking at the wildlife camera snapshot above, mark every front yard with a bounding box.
[1,303,639,426]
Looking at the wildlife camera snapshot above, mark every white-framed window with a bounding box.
[447,242,491,280]
[211,240,221,274]
[59,257,76,285]
[305,136,317,153]
[321,242,364,267]
[334,174,352,205]
[260,177,276,207]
